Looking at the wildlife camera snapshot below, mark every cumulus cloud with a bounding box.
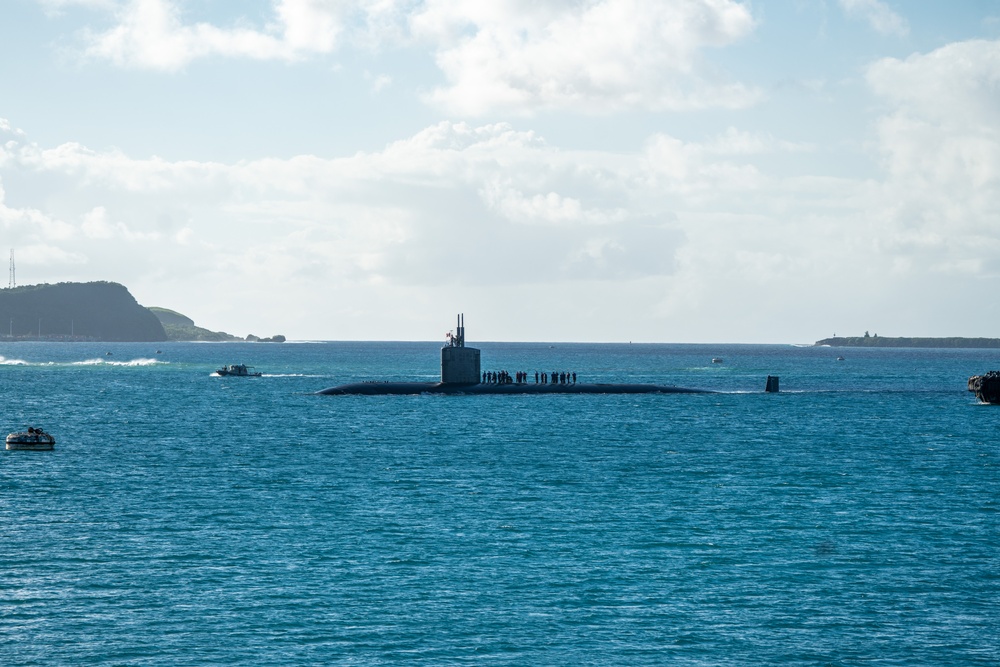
[81,205,162,240]
[60,0,759,114]
[79,0,349,70]
[414,0,761,114]
[865,40,1000,275]
[8,35,998,341]
[839,0,908,37]
[0,115,873,339]
[0,121,711,292]
[366,71,393,92]
[37,0,117,14]
[867,40,1000,127]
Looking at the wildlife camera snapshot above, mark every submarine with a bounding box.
[318,314,716,396]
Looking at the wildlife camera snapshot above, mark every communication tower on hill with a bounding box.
[8,249,14,289]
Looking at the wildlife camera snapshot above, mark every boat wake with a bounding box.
[2,356,164,367]
[72,357,164,367]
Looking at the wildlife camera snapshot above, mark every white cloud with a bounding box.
[79,0,345,70]
[839,0,908,37]
[863,40,1000,280]
[366,71,393,92]
[0,117,873,339]
[0,118,27,146]
[37,0,117,14]
[414,0,761,114]
[5,28,999,343]
[81,205,162,240]
[61,0,760,114]
[274,0,345,52]
[702,127,813,156]
[867,40,1000,127]
[0,180,78,243]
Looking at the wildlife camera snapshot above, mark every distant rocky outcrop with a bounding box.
[0,281,166,342]
[245,334,286,343]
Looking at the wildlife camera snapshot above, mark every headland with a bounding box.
[0,281,284,342]
[0,281,166,342]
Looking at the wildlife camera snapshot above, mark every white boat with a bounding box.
[6,427,55,451]
[216,364,262,377]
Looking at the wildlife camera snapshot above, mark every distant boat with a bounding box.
[6,427,55,451]
[216,364,261,377]
[712,358,723,363]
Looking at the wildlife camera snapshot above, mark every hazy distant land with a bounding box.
[0,281,283,343]
[815,336,1000,348]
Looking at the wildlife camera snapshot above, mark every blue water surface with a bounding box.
[0,341,997,665]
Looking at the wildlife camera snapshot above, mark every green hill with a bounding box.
[147,307,240,342]
[146,307,193,327]
[0,281,166,342]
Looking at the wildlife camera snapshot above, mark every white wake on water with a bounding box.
[71,358,164,367]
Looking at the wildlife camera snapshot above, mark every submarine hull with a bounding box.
[318,381,712,395]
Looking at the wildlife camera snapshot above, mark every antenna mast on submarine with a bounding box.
[455,313,465,347]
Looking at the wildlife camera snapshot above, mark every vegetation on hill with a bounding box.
[0,282,285,343]
[147,307,241,341]
[0,281,166,342]
[146,307,194,327]
[816,335,1000,348]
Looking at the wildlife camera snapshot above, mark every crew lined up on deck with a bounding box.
[481,370,577,384]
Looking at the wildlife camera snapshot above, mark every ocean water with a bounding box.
[0,341,996,666]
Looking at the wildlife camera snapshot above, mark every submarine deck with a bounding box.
[318,381,712,395]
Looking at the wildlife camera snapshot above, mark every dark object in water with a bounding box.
[765,375,779,393]
[968,371,1000,404]
[6,426,55,451]
[216,364,262,377]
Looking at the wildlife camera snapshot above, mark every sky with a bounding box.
[1,0,999,343]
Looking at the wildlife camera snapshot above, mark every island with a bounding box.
[816,334,1000,348]
[0,281,285,343]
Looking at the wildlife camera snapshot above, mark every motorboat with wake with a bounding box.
[216,364,262,377]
